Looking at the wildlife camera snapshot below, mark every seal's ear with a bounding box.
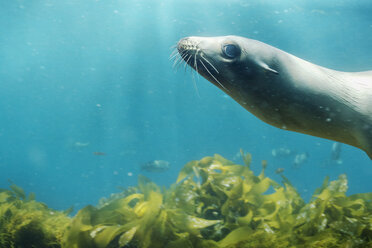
[258,61,279,74]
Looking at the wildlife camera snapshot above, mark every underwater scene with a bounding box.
[1,0,372,247]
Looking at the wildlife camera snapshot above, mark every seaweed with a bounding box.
[62,174,220,248]
[2,153,372,247]
[0,184,71,248]
[63,153,372,247]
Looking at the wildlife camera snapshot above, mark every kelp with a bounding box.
[0,184,71,248]
[294,174,372,247]
[62,153,372,247]
[2,153,372,247]
[62,175,220,248]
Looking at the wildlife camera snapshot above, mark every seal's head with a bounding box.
[177,36,279,93]
[176,36,283,125]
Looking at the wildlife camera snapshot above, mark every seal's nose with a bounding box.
[177,37,189,53]
[177,37,189,44]
[177,37,198,54]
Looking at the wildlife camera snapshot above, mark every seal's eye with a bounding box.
[223,44,239,58]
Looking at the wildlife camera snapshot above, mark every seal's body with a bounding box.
[177,36,372,159]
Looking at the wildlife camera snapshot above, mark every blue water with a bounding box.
[0,0,371,212]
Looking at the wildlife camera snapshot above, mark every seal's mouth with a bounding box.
[177,37,199,55]
[173,37,228,91]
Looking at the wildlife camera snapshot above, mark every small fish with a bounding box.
[74,142,90,147]
[275,168,285,174]
[293,152,308,167]
[140,160,170,172]
[93,152,106,156]
[271,147,292,157]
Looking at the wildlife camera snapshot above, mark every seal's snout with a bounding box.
[177,37,198,55]
[177,37,189,46]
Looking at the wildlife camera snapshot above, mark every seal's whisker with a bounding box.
[201,54,219,74]
[181,52,189,61]
[181,52,188,58]
[199,59,228,92]
[175,60,183,69]
[184,54,192,69]
[176,53,188,69]
[169,54,179,61]
[185,54,192,64]
[170,47,177,55]
[170,54,180,65]
[173,55,183,68]
[171,49,184,66]
[169,49,179,60]
[172,55,180,67]
[183,55,189,70]
[178,50,187,59]
[194,53,198,74]
[191,70,201,98]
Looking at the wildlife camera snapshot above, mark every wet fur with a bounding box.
[175,36,372,159]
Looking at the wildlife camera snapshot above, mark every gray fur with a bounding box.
[177,35,372,159]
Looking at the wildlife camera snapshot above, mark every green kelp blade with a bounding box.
[63,206,74,215]
[90,199,138,226]
[0,190,13,203]
[237,209,253,225]
[335,197,366,217]
[281,176,305,209]
[315,175,348,202]
[197,240,220,248]
[134,191,164,248]
[220,164,250,177]
[165,233,220,248]
[218,226,252,247]
[27,192,36,201]
[167,210,220,236]
[138,175,160,199]
[349,192,372,202]
[310,176,329,202]
[240,149,252,168]
[187,215,220,229]
[176,160,198,183]
[316,188,333,201]
[280,174,292,187]
[100,193,143,213]
[258,160,268,180]
[198,156,214,167]
[118,226,138,247]
[165,236,193,248]
[91,225,129,248]
[167,184,199,214]
[153,210,170,237]
[62,207,95,248]
[218,175,243,199]
[281,174,303,201]
[134,191,162,217]
[251,177,272,195]
[9,183,26,200]
[328,174,348,194]
[259,188,286,217]
[213,154,235,166]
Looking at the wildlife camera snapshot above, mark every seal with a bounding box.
[176,35,372,159]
